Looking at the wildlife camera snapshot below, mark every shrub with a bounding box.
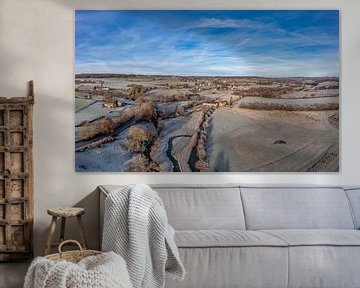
[103,93,114,104]
[78,120,91,127]
[131,155,149,172]
[127,85,150,100]
[195,160,208,171]
[233,86,292,98]
[80,117,115,141]
[80,123,97,141]
[197,147,206,159]
[124,125,155,153]
[176,105,186,116]
[134,101,157,122]
[135,96,148,103]
[131,154,164,172]
[115,109,134,126]
[152,93,188,103]
[97,117,115,134]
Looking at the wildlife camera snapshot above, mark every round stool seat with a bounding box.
[45,207,87,255]
[47,207,85,218]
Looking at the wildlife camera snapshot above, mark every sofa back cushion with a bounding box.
[153,186,246,230]
[345,188,360,229]
[241,187,355,230]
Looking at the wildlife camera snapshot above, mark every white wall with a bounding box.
[0,0,359,256]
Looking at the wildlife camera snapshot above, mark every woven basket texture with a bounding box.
[45,240,102,263]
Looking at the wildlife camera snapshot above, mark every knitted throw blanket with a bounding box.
[102,184,185,288]
[24,251,133,288]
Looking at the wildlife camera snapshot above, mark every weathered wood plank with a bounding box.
[0,81,34,261]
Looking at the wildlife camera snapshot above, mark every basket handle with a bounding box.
[58,240,83,255]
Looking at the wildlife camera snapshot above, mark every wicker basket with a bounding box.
[45,240,102,263]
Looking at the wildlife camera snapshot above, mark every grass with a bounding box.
[75,98,96,112]
[233,86,293,98]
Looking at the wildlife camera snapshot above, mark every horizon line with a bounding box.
[75,72,339,79]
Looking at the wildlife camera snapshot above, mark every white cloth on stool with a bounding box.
[24,251,132,288]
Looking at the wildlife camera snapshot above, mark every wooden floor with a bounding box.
[0,261,30,288]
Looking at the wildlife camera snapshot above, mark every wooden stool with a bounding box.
[45,207,87,255]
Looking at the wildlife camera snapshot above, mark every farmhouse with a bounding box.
[94,85,110,91]
[203,102,217,108]
[103,102,116,108]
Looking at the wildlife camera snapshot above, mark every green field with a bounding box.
[75,97,96,112]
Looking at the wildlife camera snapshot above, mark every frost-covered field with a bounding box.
[281,89,339,99]
[75,101,110,126]
[75,75,339,172]
[206,108,339,172]
[237,96,339,111]
[75,126,133,172]
[75,98,96,112]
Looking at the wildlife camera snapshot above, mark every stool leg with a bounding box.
[77,215,87,249]
[60,217,66,243]
[45,216,57,255]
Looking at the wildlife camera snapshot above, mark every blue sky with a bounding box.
[75,10,339,77]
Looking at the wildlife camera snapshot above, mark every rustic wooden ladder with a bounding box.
[0,81,34,261]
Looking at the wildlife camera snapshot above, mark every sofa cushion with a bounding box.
[165,246,288,288]
[241,187,355,230]
[154,186,246,230]
[262,229,360,246]
[175,230,287,248]
[100,185,246,230]
[288,246,360,288]
[261,230,360,288]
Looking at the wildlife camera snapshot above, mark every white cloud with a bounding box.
[76,14,338,77]
[185,17,278,31]
[76,50,338,77]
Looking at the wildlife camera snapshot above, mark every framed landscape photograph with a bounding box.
[75,10,339,172]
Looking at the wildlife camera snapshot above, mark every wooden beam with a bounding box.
[28,80,34,104]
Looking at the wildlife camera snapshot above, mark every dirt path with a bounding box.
[166,135,192,172]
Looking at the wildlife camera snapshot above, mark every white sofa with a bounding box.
[99,185,360,288]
